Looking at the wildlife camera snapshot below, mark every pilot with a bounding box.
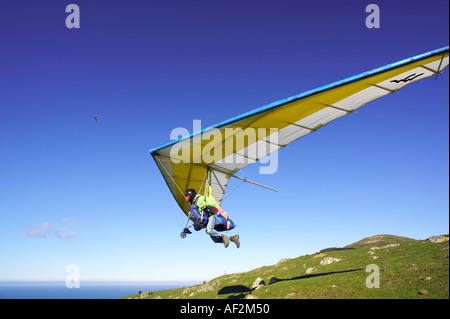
[185,188,240,248]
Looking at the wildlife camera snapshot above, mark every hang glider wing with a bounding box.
[150,46,449,218]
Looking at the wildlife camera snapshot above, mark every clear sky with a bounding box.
[0,0,448,283]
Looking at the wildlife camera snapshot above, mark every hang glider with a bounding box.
[150,46,449,220]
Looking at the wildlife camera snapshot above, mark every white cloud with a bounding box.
[25,228,47,238]
[54,227,77,240]
[62,218,78,226]
[26,219,81,240]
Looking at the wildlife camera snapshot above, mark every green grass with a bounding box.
[123,235,449,299]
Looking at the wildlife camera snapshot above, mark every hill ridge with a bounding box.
[124,234,449,299]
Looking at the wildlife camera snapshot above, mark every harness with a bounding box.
[193,195,213,219]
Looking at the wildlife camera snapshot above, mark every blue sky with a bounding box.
[0,0,448,283]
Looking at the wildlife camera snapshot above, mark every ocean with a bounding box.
[0,281,200,299]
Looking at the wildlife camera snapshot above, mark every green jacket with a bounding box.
[193,194,218,215]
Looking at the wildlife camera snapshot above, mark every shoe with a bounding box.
[230,235,240,248]
[222,235,229,248]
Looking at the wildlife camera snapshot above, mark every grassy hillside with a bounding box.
[345,234,416,249]
[124,235,449,299]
